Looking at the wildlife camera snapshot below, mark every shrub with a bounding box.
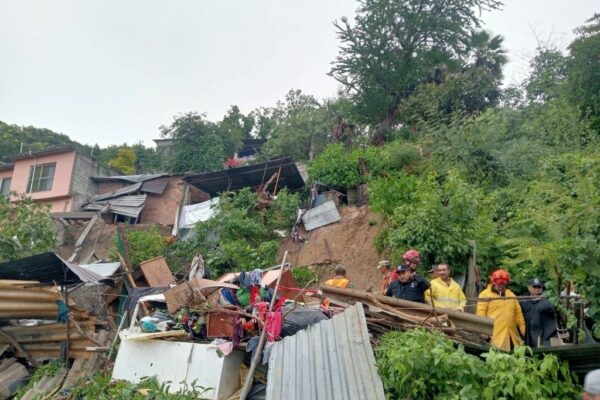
[292,266,319,288]
[376,329,580,400]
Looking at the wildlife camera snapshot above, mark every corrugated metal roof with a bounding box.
[140,177,170,194]
[302,201,341,231]
[78,262,121,278]
[266,303,385,400]
[84,194,147,218]
[92,182,143,201]
[0,252,107,284]
[91,173,169,183]
[184,157,305,196]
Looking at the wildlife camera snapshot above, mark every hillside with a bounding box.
[279,206,386,291]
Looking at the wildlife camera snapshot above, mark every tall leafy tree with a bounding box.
[218,105,255,156]
[160,112,225,173]
[525,48,568,104]
[108,147,136,174]
[330,0,502,143]
[565,13,600,132]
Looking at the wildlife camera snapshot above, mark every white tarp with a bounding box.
[179,198,219,230]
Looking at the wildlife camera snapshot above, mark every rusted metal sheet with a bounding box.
[266,303,385,400]
[138,257,175,287]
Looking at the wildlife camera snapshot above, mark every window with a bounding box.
[27,163,56,193]
[0,178,11,197]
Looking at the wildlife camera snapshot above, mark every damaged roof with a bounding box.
[266,303,385,400]
[184,157,305,196]
[84,194,147,218]
[91,173,169,183]
[0,252,108,285]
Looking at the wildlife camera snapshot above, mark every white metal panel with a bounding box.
[112,339,243,399]
[301,201,341,231]
[78,262,120,278]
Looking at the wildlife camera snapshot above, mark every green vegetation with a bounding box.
[113,225,168,270]
[291,266,319,288]
[181,188,299,275]
[66,374,209,400]
[376,329,580,400]
[15,361,63,399]
[0,193,57,262]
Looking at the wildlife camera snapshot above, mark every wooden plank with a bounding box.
[68,205,108,263]
[123,330,187,341]
[138,256,175,287]
[21,368,67,400]
[51,212,95,219]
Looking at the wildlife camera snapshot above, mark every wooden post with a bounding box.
[465,240,478,314]
[240,251,288,400]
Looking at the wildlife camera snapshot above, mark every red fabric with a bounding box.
[390,269,398,282]
[272,297,286,312]
[256,302,268,321]
[266,311,282,342]
[250,285,260,305]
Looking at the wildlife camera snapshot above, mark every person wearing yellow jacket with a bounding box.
[476,269,526,351]
[425,264,467,310]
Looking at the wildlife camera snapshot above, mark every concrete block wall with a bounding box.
[70,154,116,211]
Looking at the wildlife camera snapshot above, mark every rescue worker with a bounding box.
[476,269,526,351]
[583,369,600,400]
[324,264,351,288]
[390,249,421,282]
[519,277,558,348]
[377,260,392,295]
[385,264,431,303]
[425,263,467,311]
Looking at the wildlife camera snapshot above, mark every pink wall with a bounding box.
[0,169,12,182]
[9,151,76,211]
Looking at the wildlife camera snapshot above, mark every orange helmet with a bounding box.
[402,249,421,263]
[491,269,511,285]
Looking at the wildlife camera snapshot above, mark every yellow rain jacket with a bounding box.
[425,278,467,310]
[324,278,350,288]
[476,285,526,351]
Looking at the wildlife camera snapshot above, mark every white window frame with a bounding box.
[27,163,56,193]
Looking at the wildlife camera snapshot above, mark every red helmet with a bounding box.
[402,249,421,263]
[491,269,511,285]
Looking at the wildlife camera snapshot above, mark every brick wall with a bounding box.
[139,177,186,226]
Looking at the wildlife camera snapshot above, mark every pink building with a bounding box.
[0,147,115,212]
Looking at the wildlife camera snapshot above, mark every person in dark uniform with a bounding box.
[385,264,430,303]
[519,277,558,348]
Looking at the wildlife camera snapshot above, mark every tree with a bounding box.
[108,147,136,174]
[330,0,502,143]
[0,193,57,262]
[261,90,330,161]
[565,13,600,132]
[217,105,255,157]
[160,112,225,173]
[525,48,568,104]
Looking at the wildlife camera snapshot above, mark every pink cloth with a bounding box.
[266,311,282,342]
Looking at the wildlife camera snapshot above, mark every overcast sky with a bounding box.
[0,1,596,148]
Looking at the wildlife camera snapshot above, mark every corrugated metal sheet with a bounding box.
[0,252,107,284]
[91,182,143,201]
[78,262,121,278]
[266,303,385,400]
[302,201,341,231]
[140,177,169,194]
[84,194,147,218]
[91,173,169,183]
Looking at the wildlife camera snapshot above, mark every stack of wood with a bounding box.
[321,285,493,347]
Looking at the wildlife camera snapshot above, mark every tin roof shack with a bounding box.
[86,174,209,225]
[1,146,117,212]
[184,157,305,197]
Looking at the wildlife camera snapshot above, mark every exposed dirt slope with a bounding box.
[279,206,387,291]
